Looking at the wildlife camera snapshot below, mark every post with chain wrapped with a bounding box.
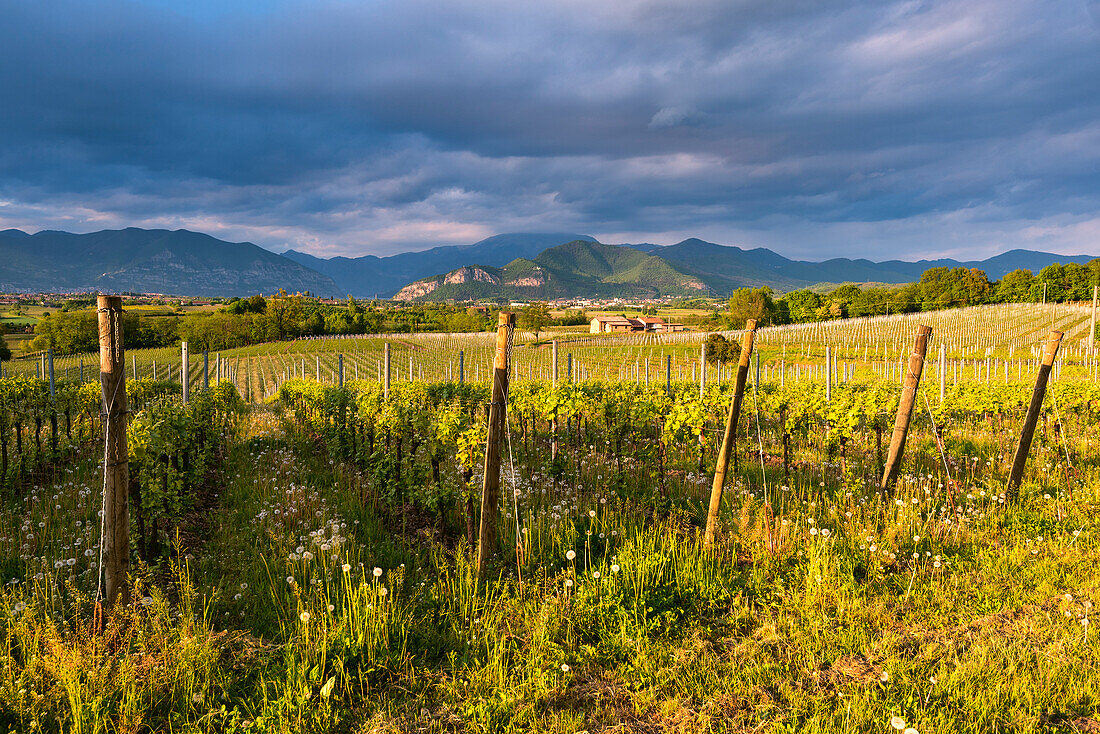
[97,295,129,608]
[477,311,515,578]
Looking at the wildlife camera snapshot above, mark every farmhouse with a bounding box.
[590,315,636,333]
[590,315,687,333]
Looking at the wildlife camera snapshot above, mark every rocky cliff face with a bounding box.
[445,266,499,285]
[506,267,547,288]
[393,279,440,301]
[395,265,502,301]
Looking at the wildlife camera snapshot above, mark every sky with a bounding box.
[1,0,1099,260]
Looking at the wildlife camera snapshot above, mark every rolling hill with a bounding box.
[1,226,1095,300]
[0,228,337,297]
[283,233,595,297]
[394,240,711,301]
[396,237,1100,301]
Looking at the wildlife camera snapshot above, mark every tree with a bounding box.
[994,269,1035,303]
[518,303,553,343]
[727,287,777,328]
[704,333,739,364]
[780,290,823,323]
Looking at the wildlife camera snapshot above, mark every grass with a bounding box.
[0,375,1096,733]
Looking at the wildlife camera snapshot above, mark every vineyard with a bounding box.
[0,301,1098,733]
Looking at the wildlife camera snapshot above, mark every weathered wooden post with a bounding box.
[181,341,190,404]
[938,342,946,403]
[551,340,558,387]
[203,351,209,389]
[338,353,344,387]
[666,354,672,391]
[477,312,515,578]
[315,355,320,381]
[704,319,757,548]
[1090,285,1097,353]
[458,350,465,384]
[699,339,706,398]
[1008,330,1064,498]
[97,295,129,607]
[383,343,391,399]
[825,345,831,402]
[879,325,932,491]
[80,357,84,382]
[47,349,55,397]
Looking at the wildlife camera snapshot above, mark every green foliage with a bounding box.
[703,333,739,364]
[727,286,777,328]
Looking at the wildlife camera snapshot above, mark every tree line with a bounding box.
[723,261,1100,328]
[23,294,590,355]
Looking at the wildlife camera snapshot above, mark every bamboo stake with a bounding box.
[704,319,757,548]
[880,325,932,491]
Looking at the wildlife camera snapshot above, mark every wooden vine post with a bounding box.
[551,340,559,461]
[383,343,391,398]
[1089,285,1097,353]
[477,311,515,578]
[880,325,932,491]
[97,295,130,608]
[704,319,757,549]
[181,341,189,404]
[1008,330,1063,498]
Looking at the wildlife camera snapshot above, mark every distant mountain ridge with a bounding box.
[0,226,1096,299]
[282,233,596,297]
[394,237,1100,301]
[393,240,709,301]
[0,228,336,297]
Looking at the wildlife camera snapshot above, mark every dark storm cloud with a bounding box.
[0,0,1098,258]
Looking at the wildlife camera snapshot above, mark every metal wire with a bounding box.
[95,306,126,605]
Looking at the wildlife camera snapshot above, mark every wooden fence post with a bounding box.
[666,354,671,391]
[339,354,344,387]
[458,349,464,384]
[939,342,946,403]
[1008,330,1063,497]
[1089,285,1097,353]
[181,341,189,404]
[97,295,129,608]
[825,345,831,402]
[384,343,391,399]
[203,351,209,389]
[477,312,515,578]
[704,319,757,548]
[880,325,932,491]
[551,341,558,387]
[699,339,706,398]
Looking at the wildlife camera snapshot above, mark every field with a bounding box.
[0,302,1098,733]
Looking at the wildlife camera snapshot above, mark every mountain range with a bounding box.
[0,228,335,296]
[394,238,1100,301]
[281,233,595,298]
[0,227,1096,299]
